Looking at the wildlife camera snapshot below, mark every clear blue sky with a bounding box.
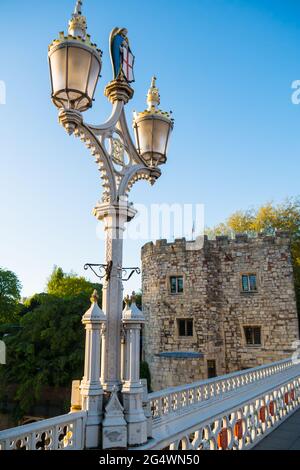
[0,0,300,298]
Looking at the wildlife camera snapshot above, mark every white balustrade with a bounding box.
[136,358,300,450]
[149,358,295,423]
[0,411,86,450]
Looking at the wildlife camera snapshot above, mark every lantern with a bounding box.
[133,77,174,167]
[48,3,102,112]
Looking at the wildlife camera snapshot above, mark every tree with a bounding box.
[207,197,300,317]
[0,293,86,417]
[0,268,22,325]
[0,267,103,418]
[47,266,102,303]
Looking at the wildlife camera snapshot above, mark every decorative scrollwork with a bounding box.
[84,261,113,281]
[111,137,125,166]
[119,266,141,282]
[60,100,161,205]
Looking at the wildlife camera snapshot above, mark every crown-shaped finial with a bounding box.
[147,76,160,110]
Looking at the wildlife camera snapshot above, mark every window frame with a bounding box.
[241,273,258,293]
[243,325,262,347]
[170,275,184,295]
[177,318,194,338]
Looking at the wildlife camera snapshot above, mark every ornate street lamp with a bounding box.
[48,1,102,112]
[48,0,173,448]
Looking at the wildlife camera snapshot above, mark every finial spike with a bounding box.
[74,0,83,16]
[147,76,160,110]
[151,76,157,88]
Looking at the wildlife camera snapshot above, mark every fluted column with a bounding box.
[122,293,147,446]
[80,290,106,448]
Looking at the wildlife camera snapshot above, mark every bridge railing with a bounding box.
[137,357,300,450]
[149,358,294,424]
[0,411,86,450]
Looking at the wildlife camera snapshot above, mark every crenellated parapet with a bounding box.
[142,231,292,258]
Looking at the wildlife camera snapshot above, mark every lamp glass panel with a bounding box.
[50,47,67,94]
[136,119,153,155]
[152,119,170,156]
[67,46,91,94]
[87,56,101,98]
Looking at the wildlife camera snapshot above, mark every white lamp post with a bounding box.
[48,0,173,448]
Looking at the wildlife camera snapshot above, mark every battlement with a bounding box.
[141,231,291,256]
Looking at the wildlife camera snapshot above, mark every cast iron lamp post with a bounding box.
[48,0,173,447]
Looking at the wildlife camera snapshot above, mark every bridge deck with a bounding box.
[254,408,300,450]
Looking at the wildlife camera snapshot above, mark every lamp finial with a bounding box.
[69,0,87,38]
[90,289,99,304]
[147,76,160,110]
[74,0,83,15]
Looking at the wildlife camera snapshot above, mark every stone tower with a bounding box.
[141,232,299,391]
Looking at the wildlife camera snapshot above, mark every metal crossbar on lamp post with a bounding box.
[48,0,173,448]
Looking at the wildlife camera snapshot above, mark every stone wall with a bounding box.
[141,232,299,391]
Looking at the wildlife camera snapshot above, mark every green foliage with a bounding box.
[0,267,103,418]
[140,361,151,392]
[0,268,22,325]
[47,266,102,304]
[0,293,87,417]
[134,290,142,309]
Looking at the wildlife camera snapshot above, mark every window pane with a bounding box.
[177,277,183,293]
[244,327,253,345]
[254,327,261,345]
[242,275,249,291]
[187,320,193,336]
[249,275,257,291]
[170,277,177,293]
[178,320,186,336]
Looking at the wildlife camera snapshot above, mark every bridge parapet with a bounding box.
[136,357,300,450]
[0,411,86,450]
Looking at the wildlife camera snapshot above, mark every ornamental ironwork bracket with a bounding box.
[84,262,140,282]
[84,261,113,281]
[119,266,141,282]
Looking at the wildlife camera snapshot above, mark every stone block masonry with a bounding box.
[141,232,299,391]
